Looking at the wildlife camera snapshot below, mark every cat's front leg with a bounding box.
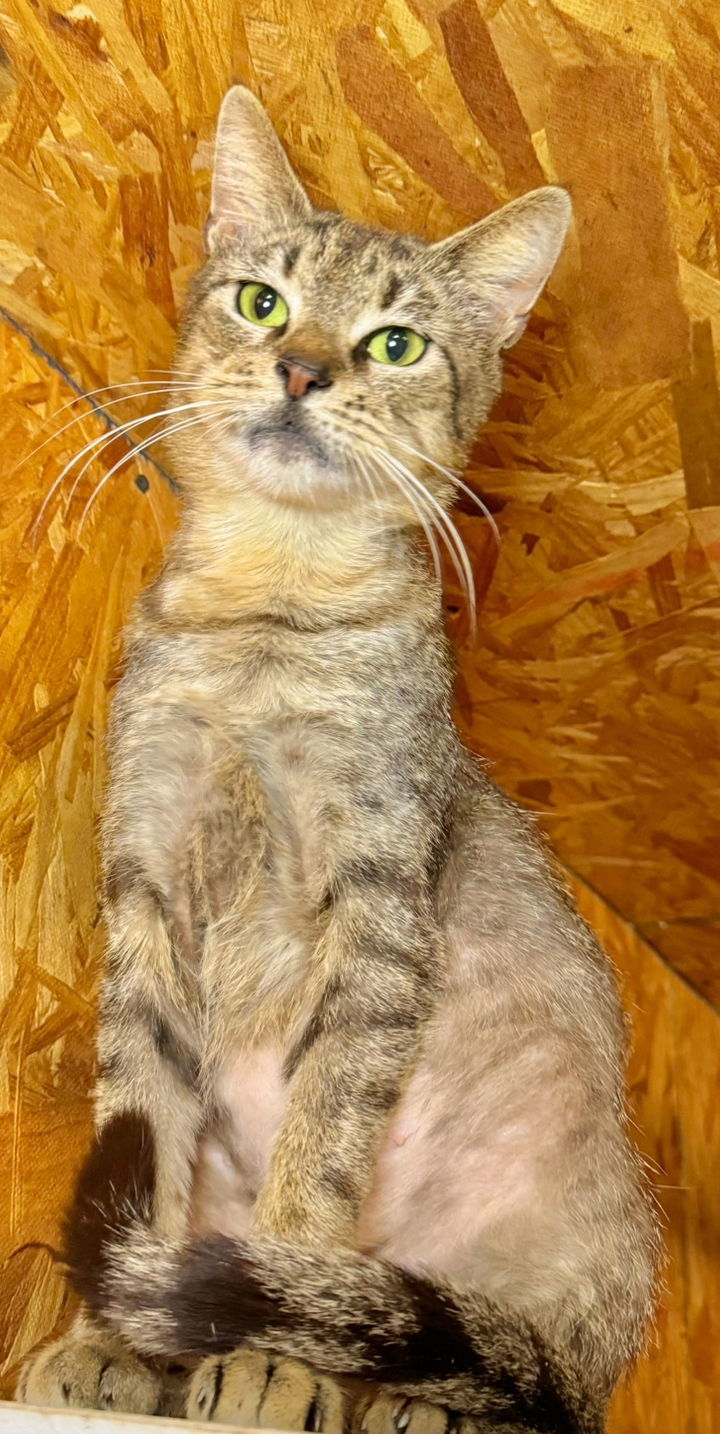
[18,1315,188,1416]
[251,845,440,1248]
[19,874,203,1411]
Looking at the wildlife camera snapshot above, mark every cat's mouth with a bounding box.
[244,405,330,467]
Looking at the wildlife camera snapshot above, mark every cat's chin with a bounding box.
[240,437,353,510]
[245,410,330,467]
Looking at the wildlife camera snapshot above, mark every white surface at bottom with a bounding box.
[0,1402,263,1433]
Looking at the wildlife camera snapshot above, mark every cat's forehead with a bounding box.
[253,215,434,315]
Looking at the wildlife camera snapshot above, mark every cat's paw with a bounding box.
[357,1393,478,1434]
[187,1347,346,1430]
[17,1333,164,1413]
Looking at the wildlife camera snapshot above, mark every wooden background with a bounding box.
[0,0,718,1429]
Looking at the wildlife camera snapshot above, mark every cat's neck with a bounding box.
[154,485,436,630]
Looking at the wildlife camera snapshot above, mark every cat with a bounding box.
[18,86,658,1433]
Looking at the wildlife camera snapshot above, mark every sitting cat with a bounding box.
[19,86,658,1432]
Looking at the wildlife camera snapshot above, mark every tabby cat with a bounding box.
[19,87,658,1433]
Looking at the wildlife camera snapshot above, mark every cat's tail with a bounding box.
[70,1223,602,1434]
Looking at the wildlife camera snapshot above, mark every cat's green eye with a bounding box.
[237,281,289,328]
[366,326,428,367]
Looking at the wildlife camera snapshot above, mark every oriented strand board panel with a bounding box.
[571,881,720,1434]
[0,0,719,1423]
[0,322,177,1395]
[0,0,719,1004]
[0,312,718,1433]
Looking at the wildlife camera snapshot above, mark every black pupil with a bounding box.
[386,327,409,362]
[254,286,277,320]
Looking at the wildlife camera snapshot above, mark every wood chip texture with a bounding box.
[0,2,719,1431]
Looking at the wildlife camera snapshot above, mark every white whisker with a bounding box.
[329,414,479,626]
[381,457,455,600]
[140,365,222,384]
[361,451,443,591]
[19,384,211,482]
[380,449,476,629]
[63,399,224,511]
[388,435,501,547]
[32,400,222,536]
[76,408,233,536]
[332,412,500,551]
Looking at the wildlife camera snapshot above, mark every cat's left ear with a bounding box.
[430,187,571,349]
[206,86,313,252]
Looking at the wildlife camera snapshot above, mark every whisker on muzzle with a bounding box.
[76,407,236,537]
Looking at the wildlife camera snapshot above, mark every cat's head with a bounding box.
[173,87,570,519]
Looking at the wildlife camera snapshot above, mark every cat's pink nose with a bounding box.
[276,356,333,399]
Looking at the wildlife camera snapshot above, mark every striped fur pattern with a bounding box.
[19,87,659,1432]
[85,1227,600,1432]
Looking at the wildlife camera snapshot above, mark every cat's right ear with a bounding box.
[205,86,313,252]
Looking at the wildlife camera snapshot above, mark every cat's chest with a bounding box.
[165,618,404,733]
[195,711,338,1030]
[174,629,387,982]
[191,633,358,839]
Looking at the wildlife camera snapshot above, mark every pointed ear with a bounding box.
[206,86,313,251]
[431,187,572,349]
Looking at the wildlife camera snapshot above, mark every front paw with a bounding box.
[357,1393,479,1434]
[18,1334,164,1414]
[188,1347,346,1430]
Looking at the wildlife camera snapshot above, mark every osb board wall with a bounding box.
[0,0,719,1004]
[0,0,719,1421]
[0,323,176,1392]
[1,314,719,1429]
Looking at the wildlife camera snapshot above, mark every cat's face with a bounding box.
[176,217,503,510]
[171,88,570,520]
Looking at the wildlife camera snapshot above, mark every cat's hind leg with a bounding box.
[188,1347,348,1431]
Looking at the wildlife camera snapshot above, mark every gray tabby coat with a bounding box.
[19,87,658,1434]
